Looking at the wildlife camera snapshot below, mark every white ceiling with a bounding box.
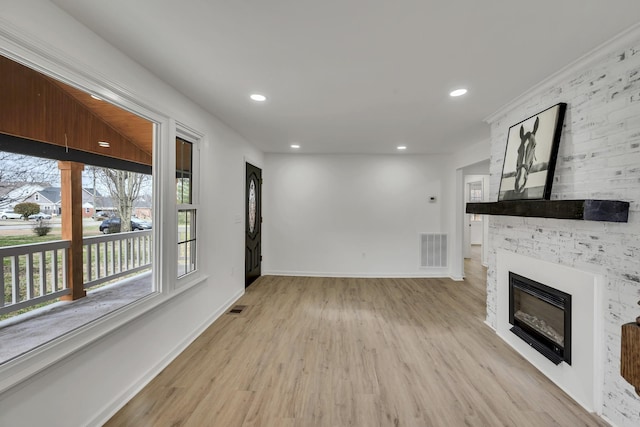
[51,0,640,155]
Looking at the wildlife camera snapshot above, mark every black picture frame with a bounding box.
[498,102,566,201]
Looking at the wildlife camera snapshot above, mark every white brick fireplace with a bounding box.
[485,25,640,427]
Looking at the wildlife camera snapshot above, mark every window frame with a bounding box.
[175,125,202,285]
[0,26,207,394]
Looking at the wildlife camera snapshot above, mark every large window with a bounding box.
[0,52,156,368]
[176,137,197,277]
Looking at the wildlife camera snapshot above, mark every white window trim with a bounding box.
[175,124,203,287]
[0,22,208,394]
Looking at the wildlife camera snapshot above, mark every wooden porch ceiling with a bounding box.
[0,55,153,167]
[50,80,153,157]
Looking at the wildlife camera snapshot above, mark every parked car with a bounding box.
[99,217,152,233]
[130,217,152,231]
[0,209,23,220]
[28,212,52,220]
[92,211,111,220]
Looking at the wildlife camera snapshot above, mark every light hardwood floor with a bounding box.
[106,248,608,426]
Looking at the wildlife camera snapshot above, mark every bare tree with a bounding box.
[0,152,58,207]
[94,167,150,232]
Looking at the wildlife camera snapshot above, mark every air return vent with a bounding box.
[420,233,448,268]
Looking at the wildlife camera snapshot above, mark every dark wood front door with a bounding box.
[245,163,262,287]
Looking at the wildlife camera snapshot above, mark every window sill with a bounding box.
[0,273,209,394]
[175,271,207,293]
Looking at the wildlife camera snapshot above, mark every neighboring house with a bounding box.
[92,194,116,217]
[133,194,152,219]
[12,183,189,223]
[0,183,47,210]
[82,187,107,218]
[22,186,61,216]
[91,193,152,220]
[22,186,120,218]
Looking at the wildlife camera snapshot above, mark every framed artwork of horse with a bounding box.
[498,103,567,201]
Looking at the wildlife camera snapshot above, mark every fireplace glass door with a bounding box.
[509,272,571,365]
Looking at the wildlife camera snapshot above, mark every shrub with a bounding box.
[32,220,52,236]
[14,202,40,219]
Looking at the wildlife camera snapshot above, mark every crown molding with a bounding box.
[485,22,640,124]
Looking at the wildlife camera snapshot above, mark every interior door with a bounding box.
[245,163,262,287]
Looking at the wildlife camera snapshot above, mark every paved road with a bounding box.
[0,219,63,230]
[0,218,104,236]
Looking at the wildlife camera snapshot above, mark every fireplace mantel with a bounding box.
[466,199,629,222]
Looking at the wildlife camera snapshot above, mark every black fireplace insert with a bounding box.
[509,272,572,365]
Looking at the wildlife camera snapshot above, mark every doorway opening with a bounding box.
[461,160,489,276]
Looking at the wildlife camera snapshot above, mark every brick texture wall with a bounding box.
[486,31,640,426]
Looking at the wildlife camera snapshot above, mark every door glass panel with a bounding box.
[248,179,256,233]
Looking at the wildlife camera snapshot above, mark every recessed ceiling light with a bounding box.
[290,144,300,149]
[98,141,110,148]
[250,93,267,102]
[91,94,102,101]
[397,145,407,150]
[449,88,468,97]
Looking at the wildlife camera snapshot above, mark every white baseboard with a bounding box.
[263,270,450,279]
[89,288,244,426]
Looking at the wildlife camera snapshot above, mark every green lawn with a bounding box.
[0,234,61,247]
[0,222,102,248]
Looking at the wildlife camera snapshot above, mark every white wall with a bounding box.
[0,1,262,426]
[263,154,450,277]
[452,139,491,172]
[485,26,640,427]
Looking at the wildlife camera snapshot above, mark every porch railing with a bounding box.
[0,240,70,316]
[0,230,152,316]
[83,230,152,289]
